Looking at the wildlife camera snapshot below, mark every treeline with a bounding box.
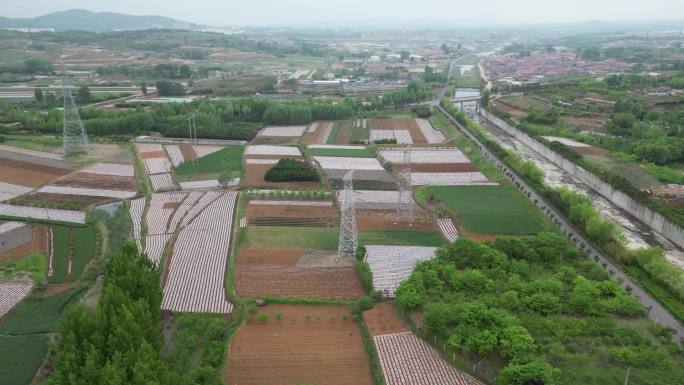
[395,235,680,385]
[366,81,433,107]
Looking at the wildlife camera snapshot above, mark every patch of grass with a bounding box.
[0,287,85,335]
[625,265,684,324]
[174,145,244,176]
[351,121,370,142]
[309,147,376,158]
[1,253,46,284]
[326,121,341,144]
[238,226,339,250]
[359,230,445,247]
[49,226,71,284]
[424,185,546,235]
[71,226,96,280]
[0,335,48,385]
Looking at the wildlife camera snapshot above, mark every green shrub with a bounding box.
[264,159,319,182]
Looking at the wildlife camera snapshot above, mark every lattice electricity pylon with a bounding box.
[62,64,90,156]
[338,169,358,259]
[396,145,413,224]
[187,113,198,165]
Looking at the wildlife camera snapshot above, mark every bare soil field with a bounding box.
[363,303,409,337]
[179,144,198,161]
[234,247,365,300]
[334,121,353,144]
[224,304,373,385]
[370,118,427,144]
[491,101,527,119]
[11,193,112,210]
[394,163,478,173]
[0,225,47,265]
[463,232,499,241]
[0,157,71,187]
[246,204,337,226]
[357,210,436,231]
[140,151,167,159]
[244,164,320,189]
[51,172,138,190]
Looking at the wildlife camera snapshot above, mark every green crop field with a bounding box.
[0,288,85,335]
[174,145,244,176]
[238,226,339,250]
[0,335,48,385]
[49,226,71,284]
[359,230,445,247]
[423,185,546,235]
[326,121,341,144]
[71,226,96,279]
[308,147,376,158]
[1,253,46,284]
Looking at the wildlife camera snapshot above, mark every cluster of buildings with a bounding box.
[487,51,633,84]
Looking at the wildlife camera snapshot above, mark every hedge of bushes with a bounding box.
[264,159,319,182]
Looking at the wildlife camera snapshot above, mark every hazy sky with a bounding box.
[2,0,684,26]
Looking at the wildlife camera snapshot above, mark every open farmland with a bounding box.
[136,143,175,192]
[0,335,48,385]
[370,118,428,144]
[308,144,376,158]
[174,145,243,181]
[0,283,33,318]
[245,199,337,227]
[243,145,319,189]
[224,305,373,385]
[423,185,546,236]
[302,121,335,144]
[364,245,437,296]
[254,126,307,144]
[0,204,86,224]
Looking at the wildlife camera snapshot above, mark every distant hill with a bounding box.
[0,9,199,32]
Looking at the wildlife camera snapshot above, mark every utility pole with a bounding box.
[62,61,90,157]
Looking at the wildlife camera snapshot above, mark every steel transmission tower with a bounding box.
[338,170,358,258]
[62,64,90,156]
[396,145,413,224]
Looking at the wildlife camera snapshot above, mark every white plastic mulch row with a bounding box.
[167,191,205,233]
[379,148,471,164]
[164,145,185,167]
[36,185,137,199]
[375,331,484,385]
[415,118,446,144]
[316,121,333,144]
[161,191,237,314]
[136,143,164,153]
[307,121,319,133]
[80,163,135,177]
[313,156,384,171]
[308,144,367,150]
[409,172,494,187]
[371,130,413,144]
[0,221,26,235]
[179,180,220,190]
[246,158,279,165]
[129,198,145,241]
[365,245,437,297]
[147,192,187,236]
[180,191,224,228]
[542,136,591,147]
[0,182,32,202]
[0,283,33,318]
[245,145,302,157]
[249,200,333,207]
[144,234,172,266]
[335,190,414,210]
[150,173,175,192]
[259,126,307,137]
[144,158,173,175]
[239,217,247,228]
[437,218,459,242]
[194,145,224,158]
[0,204,85,224]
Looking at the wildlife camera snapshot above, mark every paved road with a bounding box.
[436,105,684,343]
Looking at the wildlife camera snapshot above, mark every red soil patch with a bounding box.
[363,303,410,337]
[572,146,609,156]
[38,282,74,297]
[224,304,373,385]
[334,121,353,144]
[0,157,70,187]
[234,247,366,300]
[179,144,198,161]
[0,224,47,265]
[244,163,320,190]
[52,172,138,190]
[463,232,500,241]
[370,118,427,144]
[245,203,337,226]
[357,209,436,231]
[236,248,304,266]
[491,101,527,119]
[140,151,167,159]
[395,163,478,172]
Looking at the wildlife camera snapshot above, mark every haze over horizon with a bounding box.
[2,0,684,27]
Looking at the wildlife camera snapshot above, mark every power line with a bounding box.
[338,169,358,259]
[62,62,90,157]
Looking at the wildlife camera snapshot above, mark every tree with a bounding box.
[77,86,92,104]
[34,88,44,102]
[499,325,537,359]
[24,56,53,74]
[155,80,185,96]
[141,81,148,96]
[400,51,410,61]
[481,89,491,108]
[498,359,560,385]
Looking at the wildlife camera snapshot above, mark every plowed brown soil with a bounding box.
[572,146,609,156]
[357,210,436,231]
[334,121,353,144]
[52,172,138,190]
[234,247,365,300]
[0,224,47,264]
[224,305,373,385]
[363,303,409,337]
[140,151,167,159]
[370,118,427,144]
[0,157,70,187]
[245,203,337,220]
[464,232,500,241]
[179,144,197,161]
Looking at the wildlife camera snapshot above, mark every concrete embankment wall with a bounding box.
[481,109,684,250]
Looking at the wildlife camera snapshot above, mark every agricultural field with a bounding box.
[254,125,307,145]
[368,118,446,145]
[47,224,96,284]
[364,245,437,296]
[421,185,547,237]
[243,145,319,189]
[308,144,376,158]
[224,305,373,385]
[173,144,243,182]
[302,121,337,144]
[0,334,48,385]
